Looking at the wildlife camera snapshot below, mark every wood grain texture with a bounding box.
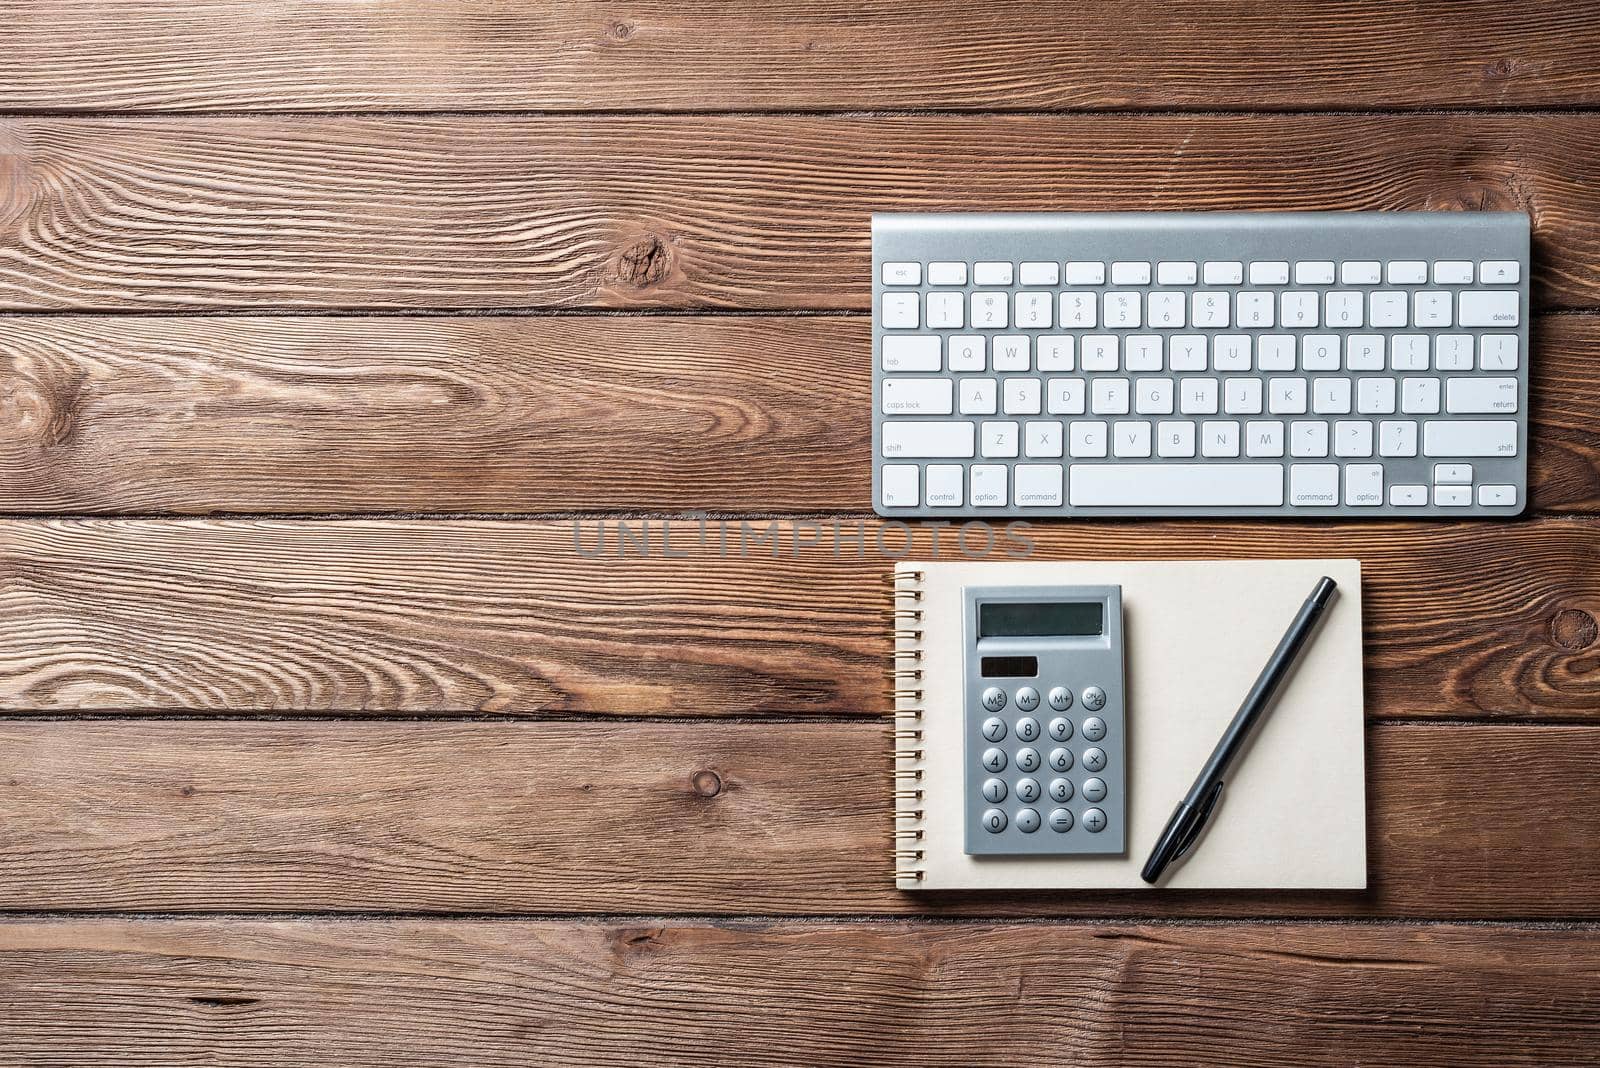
[2,313,1596,514]
[2,115,1597,311]
[3,1,1599,113]
[2,919,1596,1068]
[0,721,1596,917]
[1,519,1596,718]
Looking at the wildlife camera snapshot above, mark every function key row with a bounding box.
[884,260,1520,288]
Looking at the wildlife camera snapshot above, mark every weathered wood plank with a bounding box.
[0,721,1595,916]
[3,1,1598,113]
[1,918,1595,1067]
[1,115,1595,311]
[1,519,1595,718]
[3,314,1594,515]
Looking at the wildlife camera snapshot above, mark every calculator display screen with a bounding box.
[980,656,1039,678]
[979,601,1103,638]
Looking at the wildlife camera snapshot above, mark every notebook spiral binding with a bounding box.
[890,566,926,886]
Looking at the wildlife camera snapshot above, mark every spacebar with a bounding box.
[1070,464,1284,507]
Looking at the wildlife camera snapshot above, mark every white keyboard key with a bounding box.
[971,291,1009,329]
[1038,336,1076,371]
[927,262,968,286]
[1357,377,1397,415]
[1249,261,1289,286]
[1064,261,1106,285]
[974,262,1014,286]
[1020,262,1060,286]
[1390,335,1429,371]
[1256,335,1295,371]
[1246,420,1284,457]
[926,291,964,328]
[881,464,919,507]
[1191,291,1229,327]
[1345,334,1384,371]
[1440,387,1500,436]
[1070,464,1283,507]
[1389,484,1427,507]
[971,464,1008,507]
[1295,261,1335,285]
[882,335,941,372]
[1081,335,1118,371]
[1434,334,1472,371]
[1014,464,1064,507]
[1111,261,1151,286]
[1203,261,1243,285]
[1224,378,1263,414]
[1136,377,1176,415]
[1236,292,1274,328]
[1368,291,1408,327]
[1069,421,1109,457]
[1325,291,1364,327]
[881,292,918,329]
[1180,377,1219,415]
[1280,291,1319,327]
[1091,378,1131,415]
[1480,261,1520,285]
[1268,377,1307,415]
[1125,335,1162,372]
[1334,420,1373,457]
[1433,463,1473,484]
[948,334,985,371]
[1004,378,1042,415]
[1387,261,1427,285]
[1340,261,1382,285]
[1025,421,1063,458]
[1313,377,1351,414]
[1434,485,1471,507]
[1413,290,1453,327]
[1158,420,1197,457]
[1290,464,1339,506]
[1301,334,1340,370]
[1478,484,1518,508]
[1015,292,1053,329]
[1201,420,1240,458]
[1213,334,1251,371]
[1046,378,1086,415]
[1113,420,1153,458]
[1434,260,1473,285]
[981,421,1019,457]
[960,378,998,415]
[1147,291,1186,328]
[1401,377,1441,414]
[992,335,1030,371]
[1157,261,1197,286]
[1458,290,1520,327]
[1345,463,1384,506]
[882,262,921,286]
[1379,420,1418,457]
[1169,335,1207,371]
[1060,292,1098,328]
[1422,420,1517,457]
[1290,421,1329,457]
[882,378,954,415]
[882,421,975,458]
[1104,291,1142,328]
[1478,335,1519,371]
[925,464,963,507]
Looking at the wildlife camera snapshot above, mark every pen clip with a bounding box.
[1174,780,1225,861]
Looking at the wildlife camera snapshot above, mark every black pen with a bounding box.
[1140,576,1339,885]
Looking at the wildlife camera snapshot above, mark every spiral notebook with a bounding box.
[891,558,1366,891]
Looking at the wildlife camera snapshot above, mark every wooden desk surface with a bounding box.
[2,3,1599,1063]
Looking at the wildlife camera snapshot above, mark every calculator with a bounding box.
[963,585,1126,856]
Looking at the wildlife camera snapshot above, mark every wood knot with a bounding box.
[607,19,635,40]
[1,368,85,449]
[179,784,197,797]
[612,927,664,953]
[690,769,722,798]
[618,235,671,288]
[1483,57,1517,81]
[1550,609,1598,651]
[1424,182,1521,214]
[0,125,30,228]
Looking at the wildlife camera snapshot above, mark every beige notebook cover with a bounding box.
[892,558,1366,891]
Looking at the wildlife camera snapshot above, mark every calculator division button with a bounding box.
[983,808,1008,833]
[1083,777,1108,802]
[1048,715,1073,741]
[982,747,1007,773]
[982,778,1007,803]
[1081,716,1106,741]
[981,687,1007,713]
[1049,808,1074,833]
[981,716,1007,742]
[1015,687,1041,712]
[1015,716,1041,742]
[1016,808,1042,833]
[1081,686,1106,712]
[1049,778,1074,803]
[1068,463,1284,507]
[1083,808,1108,833]
[1015,747,1041,773]
[1082,748,1107,772]
[1048,747,1073,772]
[1016,777,1041,804]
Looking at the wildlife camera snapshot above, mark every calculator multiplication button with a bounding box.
[982,808,1008,833]
[1049,808,1074,833]
[1081,716,1107,742]
[1047,687,1073,712]
[1083,808,1108,833]
[1082,748,1107,772]
[1082,777,1107,802]
[1016,808,1042,833]
[1015,747,1041,773]
[1049,778,1074,803]
[1047,716,1073,741]
[981,687,1007,713]
[980,717,1007,742]
[1048,747,1074,772]
[1016,778,1041,804]
[1014,716,1041,742]
[1081,686,1107,711]
[982,777,1007,803]
[981,747,1007,773]
[1015,687,1041,712]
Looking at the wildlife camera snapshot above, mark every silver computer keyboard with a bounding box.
[871,211,1529,518]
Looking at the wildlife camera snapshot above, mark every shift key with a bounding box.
[882,421,976,458]
[1423,420,1517,457]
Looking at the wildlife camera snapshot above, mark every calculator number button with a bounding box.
[1048,747,1074,772]
[981,687,1007,712]
[1015,747,1042,773]
[981,717,1007,742]
[1081,686,1107,711]
[1081,717,1107,742]
[982,777,1007,803]
[1048,716,1073,741]
[1081,748,1107,772]
[983,808,1008,834]
[1016,777,1041,804]
[982,747,1007,773]
[1014,717,1041,742]
[1049,808,1074,832]
[1015,687,1041,712]
[1082,777,1107,802]
[1049,778,1074,803]
[1016,808,1042,833]
[1083,808,1108,833]
[1048,687,1073,711]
